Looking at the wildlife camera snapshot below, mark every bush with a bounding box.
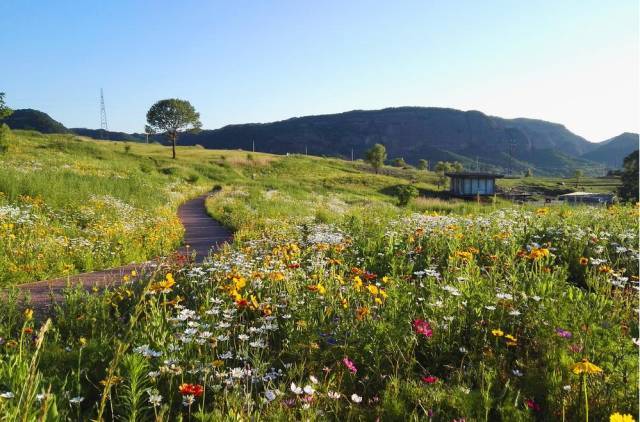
[0,123,11,153]
[396,184,419,206]
[185,173,200,184]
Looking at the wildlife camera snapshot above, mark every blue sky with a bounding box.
[1,0,637,141]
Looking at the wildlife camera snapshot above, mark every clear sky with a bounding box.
[1,0,637,141]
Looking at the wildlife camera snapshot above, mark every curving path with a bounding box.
[15,193,232,310]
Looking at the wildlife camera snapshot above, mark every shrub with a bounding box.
[0,123,11,153]
[396,184,419,206]
[185,173,200,184]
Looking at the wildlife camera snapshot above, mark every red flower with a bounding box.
[525,399,540,411]
[412,319,433,338]
[421,375,439,384]
[179,383,204,397]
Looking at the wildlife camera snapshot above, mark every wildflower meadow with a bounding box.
[0,131,637,421]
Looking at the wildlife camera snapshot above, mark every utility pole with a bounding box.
[507,139,515,176]
[252,139,255,152]
[351,148,354,161]
[305,145,308,155]
[476,156,479,171]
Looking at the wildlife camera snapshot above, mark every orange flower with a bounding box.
[356,307,369,320]
[598,265,612,274]
[579,257,589,266]
[179,383,204,397]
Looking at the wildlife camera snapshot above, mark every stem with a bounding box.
[583,374,589,422]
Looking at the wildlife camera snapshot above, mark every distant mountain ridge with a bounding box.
[2,106,636,176]
[172,107,609,175]
[581,132,639,168]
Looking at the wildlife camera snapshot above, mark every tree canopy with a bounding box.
[0,93,13,120]
[146,99,201,159]
[365,143,387,174]
[619,150,638,203]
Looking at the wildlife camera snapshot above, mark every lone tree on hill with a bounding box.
[618,150,639,203]
[418,159,429,171]
[146,99,201,159]
[365,143,387,174]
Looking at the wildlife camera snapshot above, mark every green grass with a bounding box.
[0,128,637,420]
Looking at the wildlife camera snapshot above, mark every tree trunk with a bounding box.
[172,134,176,159]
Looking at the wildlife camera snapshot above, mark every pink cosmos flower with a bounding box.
[412,319,433,338]
[342,357,357,374]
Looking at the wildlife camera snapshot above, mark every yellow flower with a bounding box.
[528,247,550,260]
[381,276,390,283]
[454,251,473,260]
[353,276,363,290]
[212,359,224,368]
[572,358,603,375]
[150,274,176,293]
[367,284,379,295]
[491,329,504,337]
[374,297,383,305]
[504,334,517,342]
[610,412,636,422]
[579,257,589,266]
[131,270,137,277]
[23,308,33,321]
[379,289,388,300]
[79,337,87,347]
[535,207,549,216]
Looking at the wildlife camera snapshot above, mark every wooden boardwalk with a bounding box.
[15,193,232,309]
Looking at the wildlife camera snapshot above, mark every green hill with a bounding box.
[1,109,68,133]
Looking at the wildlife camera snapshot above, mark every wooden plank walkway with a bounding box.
[15,193,232,310]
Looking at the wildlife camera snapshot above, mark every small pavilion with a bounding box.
[445,172,504,197]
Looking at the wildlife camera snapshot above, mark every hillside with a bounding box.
[169,107,605,176]
[581,132,639,168]
[1,108,68,133]
[71,127,145,142]
[6,106,636,175]
[0,129,444,284]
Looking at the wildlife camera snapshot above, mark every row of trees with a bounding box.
[364,143,463,189]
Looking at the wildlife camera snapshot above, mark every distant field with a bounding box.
[498,175,621,197]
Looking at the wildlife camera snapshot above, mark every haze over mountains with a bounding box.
[3,107,637,176]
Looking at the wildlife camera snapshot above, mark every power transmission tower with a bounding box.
[507,139,515,176]
[99,88,108,138]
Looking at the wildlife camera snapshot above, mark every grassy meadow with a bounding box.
[0,129,638,421]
